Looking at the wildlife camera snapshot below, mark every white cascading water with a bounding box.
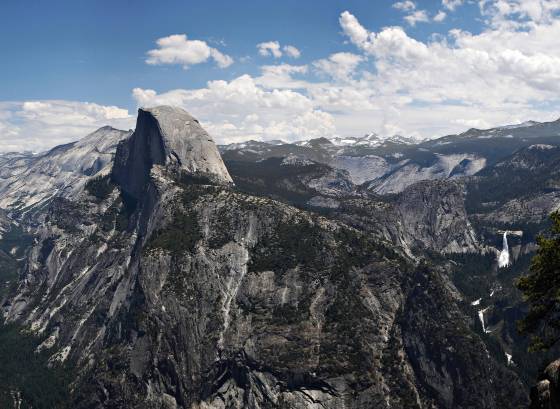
[478,307,491,333]
[498,231,510,268]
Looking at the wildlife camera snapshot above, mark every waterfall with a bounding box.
[498,231,510,268]
[478,307,491,333]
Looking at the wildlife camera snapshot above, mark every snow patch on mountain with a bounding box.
[499,121,539,130]
[330,133,419,148]
[529,144,555,150]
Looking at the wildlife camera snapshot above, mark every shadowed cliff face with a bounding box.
[113,106,232,200]
[1,107,529,409]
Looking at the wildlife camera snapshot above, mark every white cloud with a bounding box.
[327,9,560,136]
[443,0,464,11]
[393,1,416,11]
[283,45,301,58]
[392,1,430,26]
[257,41,301,58]
[480,0,560,27]
[255,64,310,89]
[339,11,372,48]
[0,101,134,152]
[257,41,283,58]
[132,75,335,144]
[127,6,560,143]
[339,9,560,102]
[434,10,447,21]
[146,34,233,69]
[313,52,364,81]
[404,10,430,25]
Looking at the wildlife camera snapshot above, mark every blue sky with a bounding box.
[2,0,560,151]
[1,0,470,107]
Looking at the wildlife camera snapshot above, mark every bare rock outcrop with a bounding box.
[531,359,560,409]
[112,106,232,199]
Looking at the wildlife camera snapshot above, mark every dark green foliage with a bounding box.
[320,278,375,388]
[175,171,213,186]
[448,252,494,299]
[249,219,325,275]
[46,198,83,234]
[466,146,560,214]
[401,265,529,408]
[85,175,114,201]
[147,210,201,254]
[206,207,236,249]
[0,324,73,409]
[0,224,33,299]
[517,212,560,351]
[225,158,332,208]
[272,303,309,325]
[443,243,560,388]
[0,224,33,259]
[331,227,398,277]
[0,251,18,300]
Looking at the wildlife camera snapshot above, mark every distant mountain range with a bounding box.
[218,117,560,194]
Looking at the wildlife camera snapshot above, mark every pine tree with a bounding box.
[518,211,560,351]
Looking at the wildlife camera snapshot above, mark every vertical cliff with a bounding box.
[112,106,232,200]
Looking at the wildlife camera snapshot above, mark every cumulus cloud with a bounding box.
[52,4,560,146]
[404,10,430,25]
[339,11,374,50]
[0,101,134,152]
[257,41,283,58]
[283,45,301,58]
[434,10,447,21]
[442,0,464,11]
[132,75,334,144]
[257,41,301,58]
[313,52,364,81]
[480,0,560,27]
[255,64,310,89]
[248,6,560,140]
[393,1,416,11]
[392,1,430,26]
[146,34,233,69]
[338,9,560,104]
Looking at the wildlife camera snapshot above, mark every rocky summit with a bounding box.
[113,106,233,200]
[3,106,560,408]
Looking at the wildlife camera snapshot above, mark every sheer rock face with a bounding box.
[396,179,478,254]
[112,106,232,199]
[331,179,479,258]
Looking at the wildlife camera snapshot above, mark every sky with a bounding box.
[2,0,560,152]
